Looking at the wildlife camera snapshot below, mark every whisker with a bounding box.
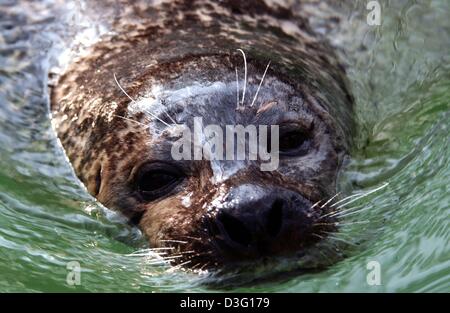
[125,247,177,257]
[146,247,176,250]
[321,192,341,208]
[133,247,175,252]
[330,193,364,208]
[322,230,350,238]
[250,60,271,107]
[335,205,376,219]
[318,212,335,220]
[113,72,171,127]
[190,262,202,270]
[112,114,149,129]
[125,252,168,257]
[113,73,135,102]
[235,67,239,110]
[164,111,177,125]
[325,203,363,219]
[142,106,172,127]
[188,251,213,258]
[323,233,357,247]
[321,183,389,220]
[310,200,322,210]
[150,255,185,264]
[164,254,186,259]
[166,260,192,273]
[182,235,202,242]
[236,49,247,106]
[312,233,325,240]
[314,222,337,227]
[160,239,188,244]
[330,183,389,209]
[199,262,211,271]
[335,183,389,210]
[147,259,172,266]
[336,220,370,226]
[177,250,196,255]
[317,219,370,227]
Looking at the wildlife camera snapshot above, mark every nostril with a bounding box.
[266,198,284,237]
[217,212,252,246]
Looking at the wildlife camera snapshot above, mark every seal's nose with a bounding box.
[207,186,316,260]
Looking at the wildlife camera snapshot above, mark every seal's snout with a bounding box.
[207,186,317,261]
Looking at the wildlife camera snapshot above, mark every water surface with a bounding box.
[0,0,448,292]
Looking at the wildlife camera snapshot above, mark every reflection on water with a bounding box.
[0,0,448,291]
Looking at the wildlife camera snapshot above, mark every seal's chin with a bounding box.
[198,241,342,287]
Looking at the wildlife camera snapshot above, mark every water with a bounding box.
[0,0,448,292]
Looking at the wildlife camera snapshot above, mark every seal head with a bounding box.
[51,0,354,271]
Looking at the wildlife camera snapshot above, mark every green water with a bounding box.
[0,0,448,292]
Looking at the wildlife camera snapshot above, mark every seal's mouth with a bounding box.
[155,187,339,272]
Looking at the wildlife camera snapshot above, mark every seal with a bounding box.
[51,0,354,271]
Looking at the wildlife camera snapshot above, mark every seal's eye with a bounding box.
[135,163,183,201]
[279,128,311,156]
